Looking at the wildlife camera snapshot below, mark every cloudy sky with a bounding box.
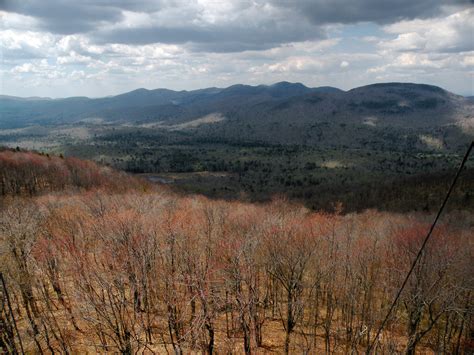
[1,0,473,98]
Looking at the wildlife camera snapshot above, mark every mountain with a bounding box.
[1,82,471,128]
[312,86,344,94]
[186,82,472,148]
[0,82,350,127]
[1,82,472,149]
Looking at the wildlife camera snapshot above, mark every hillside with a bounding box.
[0,148,147,199]
[1,175,472,353]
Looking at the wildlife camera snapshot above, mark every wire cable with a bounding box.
[366,140,474,354]
[1,272,25,354]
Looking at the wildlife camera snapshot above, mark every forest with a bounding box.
[52,118,473,214]
[1,149,473,354]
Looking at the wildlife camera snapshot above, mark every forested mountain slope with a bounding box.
[0,148,147,198]
[1,82,472,133]
[1,172,472,353]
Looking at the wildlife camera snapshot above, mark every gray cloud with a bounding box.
[96,21,323,53]
[1,0,123,33]
[2,0,469,51]
[0,0,172,34]
[273,0,472,25]
[1,0,324,52]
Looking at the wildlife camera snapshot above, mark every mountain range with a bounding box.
[0,82,470,123]
[1,81,473,153]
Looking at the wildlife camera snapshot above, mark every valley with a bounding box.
[1,82,473,212]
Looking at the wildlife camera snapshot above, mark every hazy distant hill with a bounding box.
[1,82,472,152]
[1,82,471,127]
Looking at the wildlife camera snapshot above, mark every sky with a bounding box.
[0,0,473,98]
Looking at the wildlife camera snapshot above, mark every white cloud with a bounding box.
[0,29,54,51]
[11,63,35,73]
[361,8,474,94]
[0,11,38,31]
[381,8,474,53]
[57,51,91,65]
[461,55,474,68]
[267,57,326,73]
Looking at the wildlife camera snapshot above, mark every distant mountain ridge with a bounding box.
[1,82,472,146]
